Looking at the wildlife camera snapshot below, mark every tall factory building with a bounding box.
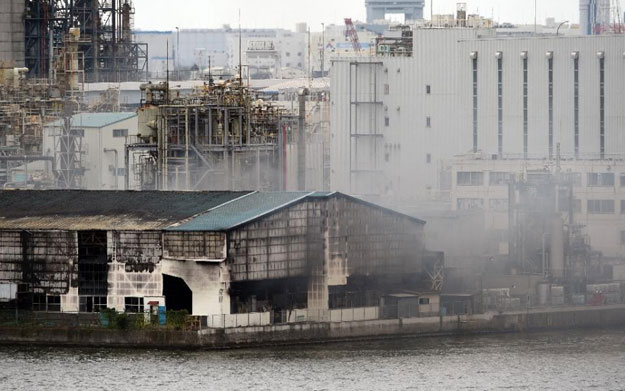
[330,26,625,258]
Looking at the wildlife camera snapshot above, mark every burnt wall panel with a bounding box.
[110,231,163,272]
[0,230,77,295]
[163,232,225,260]
[327,197,425,279]
[228,201,325,282]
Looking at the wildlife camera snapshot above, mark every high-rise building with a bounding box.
[580,0,612,35]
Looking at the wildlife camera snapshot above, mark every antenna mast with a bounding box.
[239,9,243,84]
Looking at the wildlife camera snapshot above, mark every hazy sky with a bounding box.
[132,0,580,32]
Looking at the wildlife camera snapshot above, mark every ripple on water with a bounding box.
[0,329,625,390]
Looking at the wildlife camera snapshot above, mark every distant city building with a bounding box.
[135,27,308,80]
[365,0,425,23]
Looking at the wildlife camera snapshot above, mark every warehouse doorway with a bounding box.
[163,274,192,314]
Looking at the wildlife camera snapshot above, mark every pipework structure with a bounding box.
[24,0,148,82]
[0,28,85,189]
[127,79,293,191]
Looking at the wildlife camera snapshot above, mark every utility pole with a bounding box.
[175,27,180,79]
[320,23,325,77]
[431,0,433,25]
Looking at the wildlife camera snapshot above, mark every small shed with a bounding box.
[381,293,440,319]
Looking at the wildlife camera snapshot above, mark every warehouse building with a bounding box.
[0,190,442,317]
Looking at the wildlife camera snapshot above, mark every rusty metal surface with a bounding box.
[0,190,251,230]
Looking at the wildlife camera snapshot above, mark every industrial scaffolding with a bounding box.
[126,80,296,191]
[0,28,85,189]
[24,0,148,82]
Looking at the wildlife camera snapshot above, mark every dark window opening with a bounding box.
[497,57,503,157]
[523,57,528,159]
[587,173,615,187]
[574,57,579,158]
[78,231,108,297]
[457,171,484,186]
[472,57,478,152]
[80,296,107,312]
[587,199,615,214]
[125,297,145,313]
[419,297,430,305]
[599,57,605,159]
[426,85,431,94]
[113,128,128,138]
[548,58,554,158]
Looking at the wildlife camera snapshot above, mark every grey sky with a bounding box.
[132,0,580,32]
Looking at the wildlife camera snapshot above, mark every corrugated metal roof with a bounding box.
[0,190,425,232]
[168,192,312,231]
[47,112,137,129]
[0,190,251,231]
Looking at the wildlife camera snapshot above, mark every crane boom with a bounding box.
[344,18,362,53]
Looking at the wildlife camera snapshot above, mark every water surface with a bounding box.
[1,329,624,390]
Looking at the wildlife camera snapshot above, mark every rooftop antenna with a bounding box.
[208,55,213,86]
[238,8,242,85]
[308,26,312,89]
[534,0,537,33]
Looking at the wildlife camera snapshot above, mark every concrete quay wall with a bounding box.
[1,305,625,350]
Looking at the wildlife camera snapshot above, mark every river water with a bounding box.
[1,329,624,390]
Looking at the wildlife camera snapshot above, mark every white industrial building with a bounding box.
[43,113,139,190]
[330,27,625,259]
[331,28,625,201]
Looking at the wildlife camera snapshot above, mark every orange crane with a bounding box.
[344,18,362,53]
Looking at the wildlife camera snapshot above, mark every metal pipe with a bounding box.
[104,148,119,190]
[297,88,309,191]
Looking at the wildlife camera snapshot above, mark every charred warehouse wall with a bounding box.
[163,232,226,260]
[325,196,429,308]
[226,196,429,313]
[0,229,164,311]
[0,230,77,297]
[226,200,323,312]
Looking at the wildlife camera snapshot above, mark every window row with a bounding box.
[457,171,625,188]
[457,198,625,215]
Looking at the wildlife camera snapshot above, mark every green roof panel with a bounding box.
[168,192,312,231]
